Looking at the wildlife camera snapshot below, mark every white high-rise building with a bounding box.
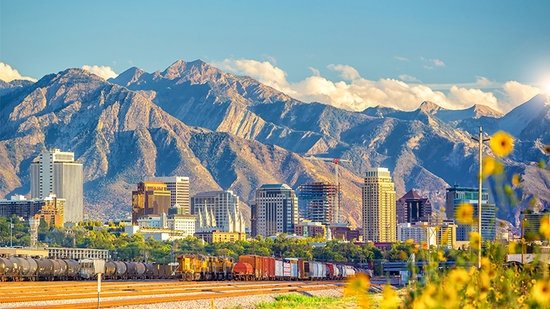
[146,176,190,213]
[191,190,245,233]
[30,149,83,223]
[362,167,396,242]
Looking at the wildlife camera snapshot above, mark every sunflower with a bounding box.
[380,285,400,309]
[512,173,521,187]
[469,231,481,249]
[530,279,550,305]
[345,272,370,296]
[490,131,514,157]
[540,216,550,240]
[456,202,474,224]
[447,268,470,287]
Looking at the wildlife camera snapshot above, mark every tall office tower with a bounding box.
[191,190,246,233]
[250,201,257,237]
[362,168,396,242]
[445,185,496,241]
[30,149,83,223]
[297,182,338,225]
[520,209,550,241]
[131,182,171,224]
[253,184,298,237]
[396,189,433,224]
[146,176,190,213]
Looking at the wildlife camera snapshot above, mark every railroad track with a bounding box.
[1,280,350,309]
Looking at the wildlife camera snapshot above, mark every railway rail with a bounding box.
[0,280,361,309]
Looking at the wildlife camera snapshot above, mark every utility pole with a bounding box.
[304,156,351,223]
[10,217,13,247]
[471,126,490,269]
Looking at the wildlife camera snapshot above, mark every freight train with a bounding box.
[176,254,370,281]
[1,254,370,282]
[0,256,173,282]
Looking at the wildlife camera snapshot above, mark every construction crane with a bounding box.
[304,156,351,223]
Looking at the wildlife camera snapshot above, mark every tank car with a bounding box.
[0,257,17,281]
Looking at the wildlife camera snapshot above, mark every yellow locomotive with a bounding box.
[176,255,234,281]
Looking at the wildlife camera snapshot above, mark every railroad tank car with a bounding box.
[64,259,80,280]
[13,257,39,281]
[104,260,117,279]
[113,261,127,279]
[36,258,55,281]
[0,257,16,281]
[135,262,147,279]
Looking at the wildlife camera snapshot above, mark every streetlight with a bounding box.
[471,126,490,269]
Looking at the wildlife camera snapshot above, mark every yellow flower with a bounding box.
[405,238,414,245]
[380,284,400,309]
[456,202,474,224]
[540,216,550,240]
[490,131,514,157]
[530,279,550,306]
[512,173,521,187]
[469,232,481,249]
[438,251,447,262]
[483,156,495,177]
[448,268,470,287]
[345,272,370,296]
[480,257,490,269]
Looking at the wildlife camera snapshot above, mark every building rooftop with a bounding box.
[259,184,292,190]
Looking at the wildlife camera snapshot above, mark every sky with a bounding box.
[1,1,550,113]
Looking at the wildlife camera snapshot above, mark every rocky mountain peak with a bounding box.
[109,67,145,87]
[471,104,503,118]
[418,101,444,114]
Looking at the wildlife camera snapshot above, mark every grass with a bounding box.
[227,292,384,309]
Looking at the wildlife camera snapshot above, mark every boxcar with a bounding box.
[275,258,283,280]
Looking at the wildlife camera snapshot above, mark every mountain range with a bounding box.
[1,59,549,228]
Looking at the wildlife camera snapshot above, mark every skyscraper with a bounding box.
[362,167,396,242]
[30,149,83,223]
[191,190,245,233]
[297,181,338,225]
[146,176,190,213]
[445,185,496,241]
[396,189,432,224]
[253,184,298,237]
[131,182,171,224]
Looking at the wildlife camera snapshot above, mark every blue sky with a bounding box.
[1,1,549,112]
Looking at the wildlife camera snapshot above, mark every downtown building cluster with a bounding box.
[4,148,547,249]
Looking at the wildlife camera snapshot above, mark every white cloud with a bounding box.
[399,74,422,83]
[475,76,494,87]
[430,59,446,67]
[327,64,361,81]
[0,62,37,82]
[309,67,320,77]
[501,81,541,111]
[395,56,409,61]
[81,65,118,80]
[211,58,542,113]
